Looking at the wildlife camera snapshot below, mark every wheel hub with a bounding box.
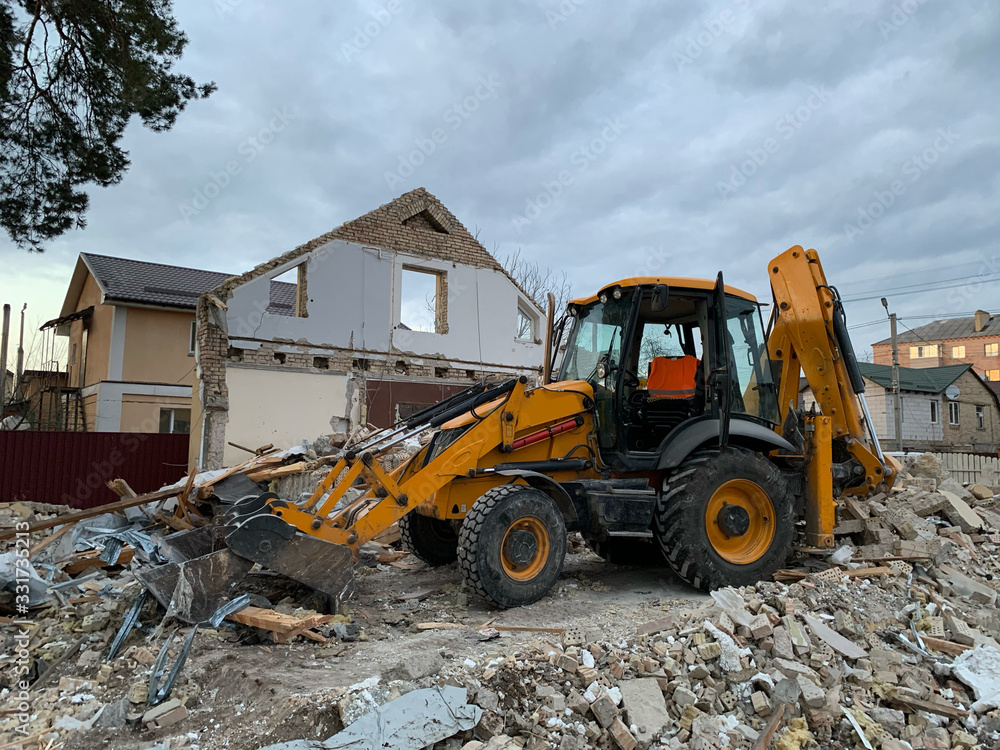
[717,504,751,537]
[503,529,538,566]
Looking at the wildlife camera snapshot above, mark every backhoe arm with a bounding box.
[767,246,894,545]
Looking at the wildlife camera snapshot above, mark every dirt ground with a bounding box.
[62,546,708,750]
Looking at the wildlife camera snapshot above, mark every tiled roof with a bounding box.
[857,362,972,394]
[81,253,294,315]
[873,314,999,345]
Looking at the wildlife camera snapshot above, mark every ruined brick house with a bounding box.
[191,188,544,469]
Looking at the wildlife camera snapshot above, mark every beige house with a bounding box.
[47,254,294,434]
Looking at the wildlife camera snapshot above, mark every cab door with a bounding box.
[711,272,733,449]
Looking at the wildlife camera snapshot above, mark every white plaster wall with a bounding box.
[224,367,349,465]
[224,240,542,370]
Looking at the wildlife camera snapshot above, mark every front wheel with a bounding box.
[655,447,794,591]
[458,485,567,608]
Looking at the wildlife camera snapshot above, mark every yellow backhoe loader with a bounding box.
[223,246,895,609]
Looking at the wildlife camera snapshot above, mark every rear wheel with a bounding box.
[458,485,567,608]
[655,447,794,591]
[397,511,458,566]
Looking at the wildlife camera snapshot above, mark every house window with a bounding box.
[977,405,985,430]
[949,401,960,426]
[400,266,446,333]
[189,320,197,355]
[517,303,535,341]
[986,369,1000,381]
[929,401,938,424]
[986,343,999,357]
[159,408,191,434]
[952,345,965,359]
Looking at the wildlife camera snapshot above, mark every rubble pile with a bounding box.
[0,452,998,750]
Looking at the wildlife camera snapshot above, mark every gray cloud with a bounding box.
[3,0,998,356]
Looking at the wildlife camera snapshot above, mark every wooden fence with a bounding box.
[931,452,1000,486]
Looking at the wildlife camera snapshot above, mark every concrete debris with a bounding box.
[2,461,1000,749]
[258,687,481,750]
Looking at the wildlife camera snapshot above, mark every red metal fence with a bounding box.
[0,431,190,509]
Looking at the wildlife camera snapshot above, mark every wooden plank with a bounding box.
[845,567,894,578]
[751,703,786,750]
[0,485,185,541]
[246,461,310,483]
[919,635,972,655]
[492,625,567,634]
[29,523,73,558]
[414,622,464,631]
[889,695,968,719]
[62,547,134,575]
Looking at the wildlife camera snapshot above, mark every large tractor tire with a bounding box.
[588,537,666,567]
[458,485,567,608]
[655,447,794,591]
[397,511,458,566]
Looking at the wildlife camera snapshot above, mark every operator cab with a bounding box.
[555,277,779,470]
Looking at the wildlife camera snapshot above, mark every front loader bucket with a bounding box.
[136,548,253,624]
[225,513,356,613]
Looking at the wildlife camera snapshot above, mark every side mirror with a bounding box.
[651,284,670,313]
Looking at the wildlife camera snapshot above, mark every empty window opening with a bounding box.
[227,346,243,362]
[314,357,329,370]
[273,352,286,365]
[159,408,191,434]
[949,401,960,425]
[400,267,446,333]
[466,369,477,380]
[434,367,448,379]
[271,263,308,318]
[517,306,534,341]
[189,320,197,354]
[353,358,370,371]
[394,360,409,375]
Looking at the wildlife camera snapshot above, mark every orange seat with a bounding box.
[647,355,699,399]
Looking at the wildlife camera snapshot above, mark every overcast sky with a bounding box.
[2,0,998,367]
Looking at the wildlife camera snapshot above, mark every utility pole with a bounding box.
[0,304,10,411]
[882,298,903,452]
[16,304,25,384]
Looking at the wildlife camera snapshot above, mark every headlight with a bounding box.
[599,293,608,304]
[612,288,622,299]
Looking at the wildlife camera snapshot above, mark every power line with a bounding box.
[837,258,996,288]
[842,274,1000,303]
